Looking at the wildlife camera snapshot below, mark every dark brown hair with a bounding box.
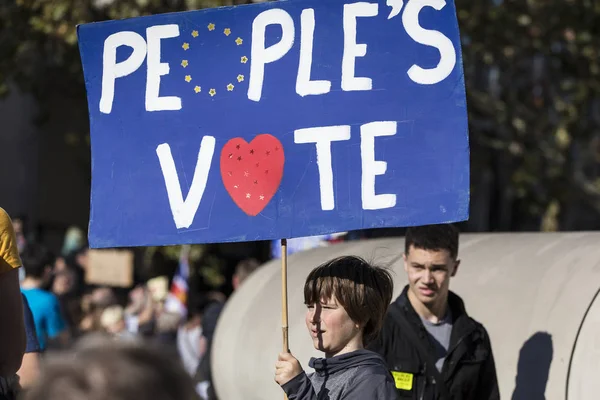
[304,255,394,345]
[23,339,199,400]
[405,224,460,260]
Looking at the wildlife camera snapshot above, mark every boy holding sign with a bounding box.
[274,256,397,399]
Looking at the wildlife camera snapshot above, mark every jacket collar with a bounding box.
[394,285,477,345]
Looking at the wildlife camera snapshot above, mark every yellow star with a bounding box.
[192,30,199,38]
[194,86,201,93]
[208,23,215,31]
[235,37,243,46]
[241,56,248,64]
[182,42,190,50]
[227,83,234,91]
[181,60,189,68]
[185,75,192,83]
[237,74,244,82]
[224,28,231,36]
[209,88,216,97]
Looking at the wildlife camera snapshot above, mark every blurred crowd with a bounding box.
[12,216,262,400]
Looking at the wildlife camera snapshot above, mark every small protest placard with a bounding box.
[85,249,134,287]
[78,0,469,248]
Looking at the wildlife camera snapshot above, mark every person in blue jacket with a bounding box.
[20,245,68,351]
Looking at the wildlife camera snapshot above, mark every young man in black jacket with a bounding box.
[368,224,499,400]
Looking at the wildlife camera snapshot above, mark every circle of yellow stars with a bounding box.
[181,23,248,97]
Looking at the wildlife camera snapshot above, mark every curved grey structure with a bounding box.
[212,233,600,399]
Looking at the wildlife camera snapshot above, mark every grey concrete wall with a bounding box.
[211,233,600,400]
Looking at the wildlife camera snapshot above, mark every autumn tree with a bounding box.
[457,0,599,231]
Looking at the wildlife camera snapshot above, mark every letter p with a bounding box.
[248,9,295,102]
[100,31,147,114]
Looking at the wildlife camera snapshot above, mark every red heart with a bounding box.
[220,134,285,216]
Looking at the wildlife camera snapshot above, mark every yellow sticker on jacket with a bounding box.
[391,371,413,390]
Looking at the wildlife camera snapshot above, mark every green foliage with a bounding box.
[456,0,600,230]
[0,1,251,97]
[144,244,226,288]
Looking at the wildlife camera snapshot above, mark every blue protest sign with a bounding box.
[78,0,469,248]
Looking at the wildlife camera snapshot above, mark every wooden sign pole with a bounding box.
[281,238,289,400]
[281,238,289,353]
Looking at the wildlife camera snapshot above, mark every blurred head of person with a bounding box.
[91,287,118,309]
[126,284,149,315]
[79,287,119,332]
[52,268,76,296]
[11,216,23,235]
[11,215,27,253]
[100,305,127,336]
[232,258,261,290]
[146,276,169,305]
[23,339,200,400]
[54,256,68,272]
[21,244,55,286]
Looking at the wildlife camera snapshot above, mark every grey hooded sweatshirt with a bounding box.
[281,349,398,400]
